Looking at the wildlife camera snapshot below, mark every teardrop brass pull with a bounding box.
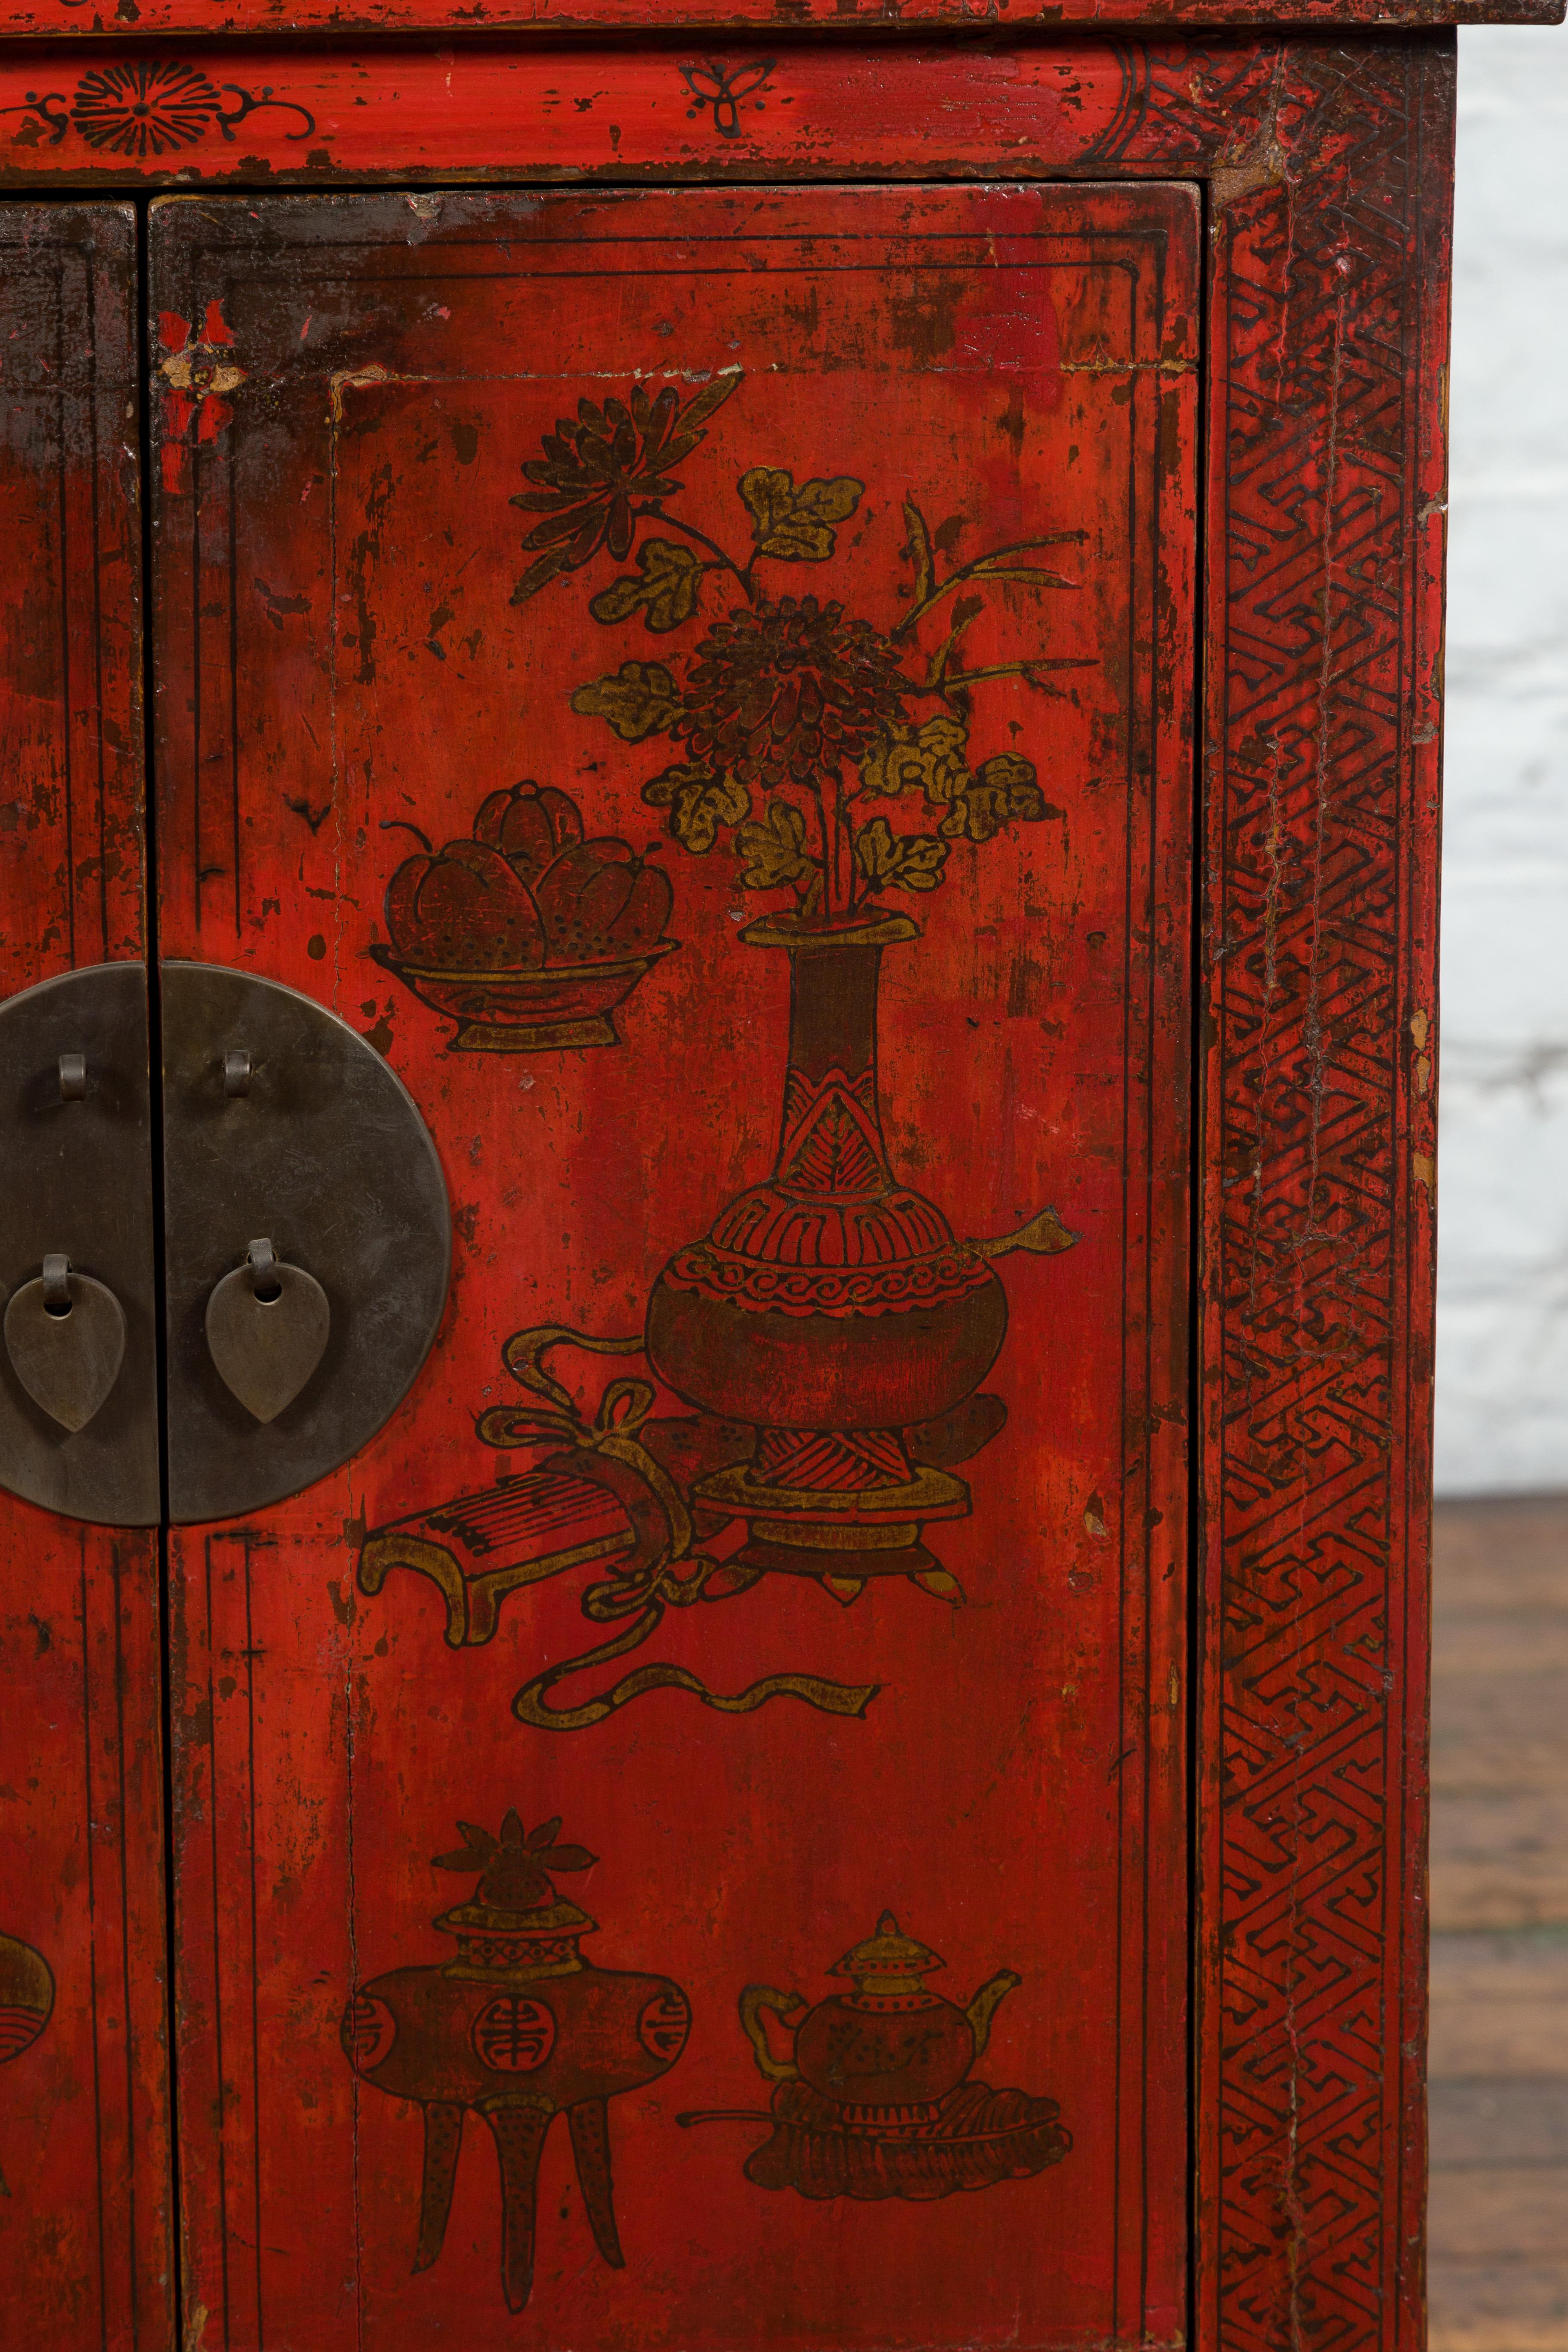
[205,1238,331,1424]
[3,1255,128,1433]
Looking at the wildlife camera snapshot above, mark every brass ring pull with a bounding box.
[245,1236,282,1299]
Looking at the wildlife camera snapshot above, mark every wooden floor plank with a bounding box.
[1432,1620,1568,1677]
[1433,1873,1568,1932]
[1430,2081,1568,2168]
[1431,1733,1568,1795]
[1427,2266,1568,2352]
[1434,1796,1568,1862]
[1428,1500,1568,2352]
[1428,2168,1568,2254]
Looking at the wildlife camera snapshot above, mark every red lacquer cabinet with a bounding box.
[0,3,1539,2348]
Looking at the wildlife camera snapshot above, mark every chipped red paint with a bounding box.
[0,0,1555,41]
[0,206,175,2350]
[156,300,245,493]
[0,35,1454,190]
[0,18,1454,2352]
[152,177,1197,2349]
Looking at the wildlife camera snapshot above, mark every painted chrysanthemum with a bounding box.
[511,373,740,603]
[70,61,226,158]
[517,395,683,571]
[674,594,910,792]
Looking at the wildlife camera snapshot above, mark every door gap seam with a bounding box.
[135,192,187,2352]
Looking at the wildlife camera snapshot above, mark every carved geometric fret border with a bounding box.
[1104,40,1448,2352]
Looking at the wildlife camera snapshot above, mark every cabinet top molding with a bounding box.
[0,0,1559,39]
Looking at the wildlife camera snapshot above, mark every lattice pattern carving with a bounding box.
[1106,39,1444,2352]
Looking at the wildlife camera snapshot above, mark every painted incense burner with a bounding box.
[682,1912,1070,2202]
[342,1811,689,2312]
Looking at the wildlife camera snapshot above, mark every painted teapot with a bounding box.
[680,1908,1069,2202]
[741,1911,1018,2124]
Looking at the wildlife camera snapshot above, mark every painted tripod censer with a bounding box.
[342,1812,690,2313]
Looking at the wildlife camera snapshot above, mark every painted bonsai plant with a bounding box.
[513,368,1084,925]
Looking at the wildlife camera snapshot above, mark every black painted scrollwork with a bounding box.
[0,90,70,146]
[1,59,316,159]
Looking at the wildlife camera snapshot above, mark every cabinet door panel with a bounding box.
[0,204,175,2352]
[151,184,1196,2352]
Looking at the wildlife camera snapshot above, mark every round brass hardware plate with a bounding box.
[0,965,160,1525]
[162,963,451,1524]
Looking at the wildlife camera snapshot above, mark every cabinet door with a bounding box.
[0,205,175,2352]
[151,184,1197,2352]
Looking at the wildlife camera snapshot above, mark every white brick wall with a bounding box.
[1435,27,1568,1494]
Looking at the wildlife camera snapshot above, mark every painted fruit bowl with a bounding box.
[377,779,677,1051]
[370,939,677,1053]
